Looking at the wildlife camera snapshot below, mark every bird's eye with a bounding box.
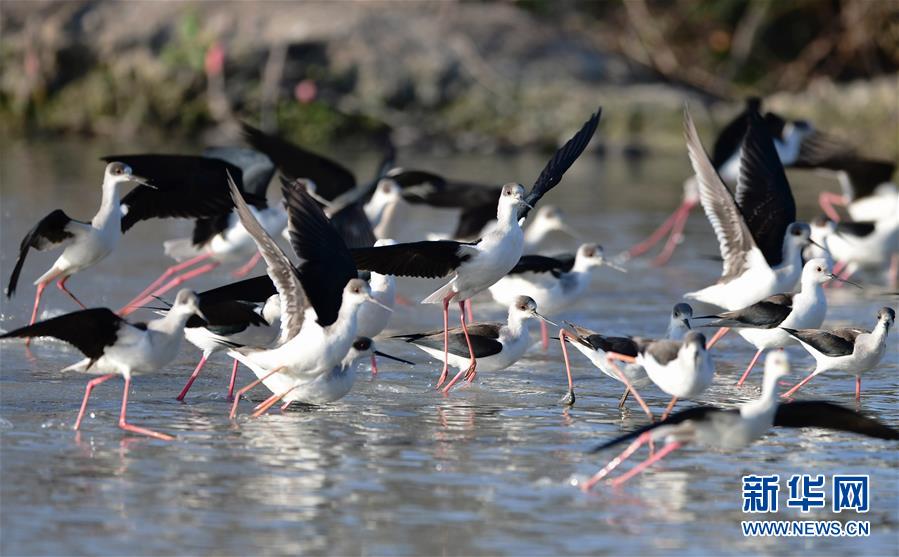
[382,183,391,192]
[792,228,802,236]
[816,267,822,272]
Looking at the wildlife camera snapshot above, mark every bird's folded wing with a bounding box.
[683,108,756,283]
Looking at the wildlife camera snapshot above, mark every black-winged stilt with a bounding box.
[349,108,601,388]
[0,289,205,440]
[581,351,899,490]
[781,307,894,401]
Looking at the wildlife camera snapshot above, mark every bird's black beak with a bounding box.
[808,239,829,254]
[534,311,558,327]
[131,174,155,188]
[827,273,862,289]
[682,318,691,329]
[374,350,414,365]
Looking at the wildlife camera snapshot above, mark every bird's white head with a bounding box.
[104,162,150,189]
[498,182,529,219]
[801,258,832,285]
[575,243,606,269]
[763,350,790,382]
[509,295,556,328]
[171,289,205,320]
[343,278,387,312]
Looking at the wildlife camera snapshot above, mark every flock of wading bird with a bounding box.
[2,98,898,489]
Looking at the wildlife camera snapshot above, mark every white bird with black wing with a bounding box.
[6,162,149,329]
[393,296,556,393]
[695,258,844,386]
[488,243,624,349]
[781,307,894,401]
[223,174,390,417]
[0,289,205,440]
[350,109,601,389]
[581,351,899,490]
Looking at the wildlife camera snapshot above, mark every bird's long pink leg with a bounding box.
[581,431,651,491]
[610,441,683,487]
[442,301,478,393]
[818,192,846,223]
[176,353,209,401]
[558,331,576,395]
[465,299,474,323]
[605,355,654,421]
[625,207,681,259]
[56,276,86,309]
[370,354,379,377]
[227,359,239,401]
[121,262,220,316]
[73,373,117,430]
[540,320,549,351]
[889,254,899,288]
[252,386,297,418]
[118,376,175,441]
[25,282,48,346]
[231,252,262,278]
[119,253,212,314]
[855,377,861,401]
[652,202,693,266]
[736,349,764,386]
[229,367,285,419]
[660,396,679,421]
[781,370,818,398]
[435,293,455,389]
[705,327,731,349]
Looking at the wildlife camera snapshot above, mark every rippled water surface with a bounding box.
[1,139,896,556]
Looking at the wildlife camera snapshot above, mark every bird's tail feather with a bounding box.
[421,281,455,304]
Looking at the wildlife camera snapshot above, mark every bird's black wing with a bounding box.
[817,159,896,201]
[0,308,124,363]
[197,275,277,306]
[202,146,275,198]
[399,323,504,358]
[711,97,759,169]
[190,299,269,330]
[520,107,601,220]
[6,209,90,297]
[350,240,477,279]
[283,179,358,327]
[590,406,728,452]
[698,293,794,329]
[241,123,356,201]
[781,327,864,357]
[734,111,796,268]
[583,334,639,357]
[108,154,266,233]
[835,220,876,238]
[509,254,573,277]
[328,201,377,248]
[774,401,899,440]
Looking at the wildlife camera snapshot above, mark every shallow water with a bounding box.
[0,139,896,556]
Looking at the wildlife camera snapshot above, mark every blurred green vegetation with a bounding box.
[0,0,895,151]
